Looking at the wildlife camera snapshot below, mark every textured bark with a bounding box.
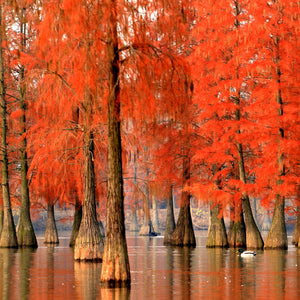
[74,131,103,260]
[170,157,195,247]
[206,203,228,248]
[0,5,18,248]
[44,203,59,244]
[100,1,130,286]
[16,15,37,247]
[227,204,246,248]
[69,197,82,247]
[264,37,287,250]
[264,195,288,249]
[163,186,176,245]
[292,205,300,246]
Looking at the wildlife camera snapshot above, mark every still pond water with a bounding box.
[0,232,299,300]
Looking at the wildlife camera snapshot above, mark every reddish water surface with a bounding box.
[0,233,299,299]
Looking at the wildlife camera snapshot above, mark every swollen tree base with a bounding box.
[17,216,37,248]
[170,204,196,247]
[206,204,228,248]
[100,232,131,288]
[0,209,18,248]
[264,196,287,250]
[243,196,264,250]
[227,218,246,248]
[74,217,104,261]
[44,204,59,245]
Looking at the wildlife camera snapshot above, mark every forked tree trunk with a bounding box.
[69,197,82,247]
[0,5,18,248]
[16,14,37,247]
[206,203,228,248]
[74,131,103,260]
[171,157,195,247]
[292,205,300,247]
[44,203,59,244]
[264,38,287,250]
[235,99,263,249]
[101,1,130,286]
[164,186,176,245]
[227,204,246,248]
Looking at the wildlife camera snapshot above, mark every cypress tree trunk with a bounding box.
[74,131,103,260]
[69,196,82,247]
[129,207,139,232]
[171,156,195,247]
[206,203,228,248]
[139,184,157,236]
[101,1,130,286]
[16,12,37,248]
[0,5,18,248]
[227,204,246,248]
[264,195,287,249]
[264,36,287,250]
[152,196,160,235]
[44,203,59,244]
[164,185,175,245]
[292,205,300,247]
[234,94,263,249]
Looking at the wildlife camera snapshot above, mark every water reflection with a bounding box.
[0,248,17,300]
[74,261,102,299]
[0,235,299,299]
[19,248,36,300]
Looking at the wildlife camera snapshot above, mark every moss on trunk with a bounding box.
[164,186,176,245]
[206,203,228,248]
[69,197,82,247]
[264,195,287,250]
[44,203,59,245]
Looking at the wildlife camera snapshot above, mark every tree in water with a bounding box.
[163,185,176,245]
[15,5,37,248]
[44,202,59,245]
[0,3,18,248]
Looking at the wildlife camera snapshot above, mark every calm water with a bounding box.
[0,233,299,300]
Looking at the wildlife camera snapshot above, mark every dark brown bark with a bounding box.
[164,186,176,245]
[44,203,59,244]
[227,204,246,248]
[69,196,82,247]
[74,131,103,260]
[100,1,130,286]
[170,156,195,247]
[206,203,228,248]
[0,4,18,248]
